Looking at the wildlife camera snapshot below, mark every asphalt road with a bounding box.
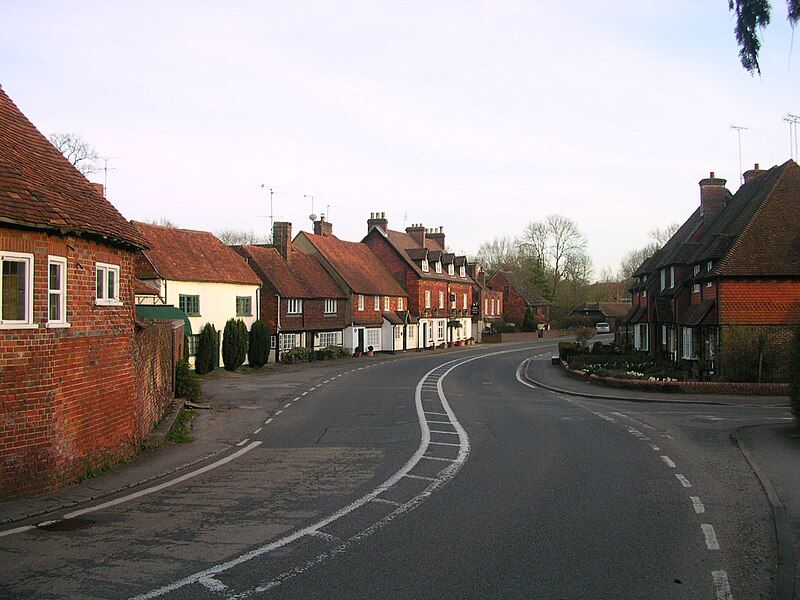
[0,340,789,599]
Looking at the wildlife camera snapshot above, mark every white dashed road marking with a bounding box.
[701,524,720,550]
[675,474,692,488]
[660,455,676,468]
[236,439,249,447]
[712,570,733,599]
[691,496,705,514]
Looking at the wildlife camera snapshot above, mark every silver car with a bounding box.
[595,322,610,333]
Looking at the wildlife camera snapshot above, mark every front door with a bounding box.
[357,328,365,351]
[422,323,428,348]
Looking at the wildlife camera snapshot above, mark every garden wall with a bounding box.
[482,330,569,343]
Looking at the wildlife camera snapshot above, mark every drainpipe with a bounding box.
[275,294,281,363]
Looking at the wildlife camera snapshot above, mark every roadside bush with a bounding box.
[248,320,270,368]
[521,309,537,332]
[575,328,595,348]
[315,345,348,361]
[175,358,201,401]
[491,320,516,333]
[222,318,248,371]
[790,325,800,429]
[564,314,597,330]
[718,326,780,382]
[558,342,578,362]
[195,323,218,375]
[281,346,313,364]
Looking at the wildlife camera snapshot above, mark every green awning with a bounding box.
[135,304,192,335]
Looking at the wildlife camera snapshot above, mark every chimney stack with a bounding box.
[699,172,728,221]
[273,221,292,262]
[742,163,765,184]
[92,183,105,197]
[406,223,426,247]
[367,211,388,234]
[427,226,445,250]
[314,214,333,237]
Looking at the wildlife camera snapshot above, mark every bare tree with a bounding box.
[148,218,178,228]
[216,229,269,245]
[519,221,548,270]
[474,236,521,273]
[48,133,99,175]
[647,222,680,246]
[728,0,799,73]
[544,214,587,299]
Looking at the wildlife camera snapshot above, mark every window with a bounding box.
[425,290,431,309]
[707,260,713,272]
[661,325,667,349]
[408,326,415,339]
[498,299,502,313]
[358,294,364,311]
[660,269,666,291]
[693,283,701,293]
[694,265,700,276]
[186,334,199,356]
[270,335,276,349]
[374,295,380,310]
[1,251,34,326]
[463,293,468,310]
[324,299,337,314]
[448,264,455,276]
[397,297,404,311]
[96,262,120,305]
[421,259,429,272]
[286,298,303,314]
[705,281,712,288]
[280,333,299,351]
[48,256,68,324]
[635,323,649,351]
[437,320,445,340]
[236,296,252,316]
[670,266,675,288]
[642,290,647,298]
[394,326,402,339]
[435,261,442,274]
[438,290,444,309]
[459,266,466,278]
[365,328,380,348]
[384,296,390,311]
[682,327,698,359]
[179,294,200,316]
[485,299,489,315]
[318,331,340,346]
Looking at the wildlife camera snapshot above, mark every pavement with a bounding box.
[0,338,797,599]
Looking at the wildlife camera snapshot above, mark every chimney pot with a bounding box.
[699,171,728,221]
[273,221,292,262]
[367,211,388,234]
[743,162,766,184]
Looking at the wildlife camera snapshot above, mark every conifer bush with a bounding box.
[195,323,218,375]
[521,308,537,332]
[222,318,247,371]
[248,320,270,368]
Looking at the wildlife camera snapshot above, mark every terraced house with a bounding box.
[362,213,474,348]
[133,221,261,367]
[234,221,347,362]
[623,161,800,380]
[293,216,411,353]
[487,269,549,329]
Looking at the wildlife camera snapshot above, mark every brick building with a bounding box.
[234,221,347,361]
[622,161,800,381]
[0,84,178,499]
[487,270,549,328]
[467,262,503,341]
[294,216,411,353]
[570,301,632,331]
[362,213,474,348]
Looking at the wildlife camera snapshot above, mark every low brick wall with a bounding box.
[562,362,788,396]
[482,330,569,343]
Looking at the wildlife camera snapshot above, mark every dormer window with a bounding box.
[435,261,442,274]
[669,266,675,288]
[448,264,454,276]
[459,266,466,278]
[421,259,429,272]
[693,265,700,276]
[660,269,666,291]
[707,260,713,272]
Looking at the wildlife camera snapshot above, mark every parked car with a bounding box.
[595,322,610,333]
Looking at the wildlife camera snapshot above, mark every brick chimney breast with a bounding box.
[314,214,333,237]
[92,183,105,197]
[406,223,426,247]
[743,163,765,184]
[427,226,445,251]
[367,211,388,234]
[273,221,292,262]
[698,171,728,221]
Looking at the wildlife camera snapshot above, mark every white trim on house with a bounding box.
[0,250,36,328]
[47,255,69,326]
[95,261,121,306]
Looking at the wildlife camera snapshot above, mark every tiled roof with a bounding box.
[573,301,632,319]
[134,278,161,296]
[237,244,345,299]
[0,84,145,248]
[132,221,261,285]
[622,305,647,324]
[300,232,408,297]
[681,300,715,327]
[489,270,549,306]
[378,228,474,284]
[382,310,404,325]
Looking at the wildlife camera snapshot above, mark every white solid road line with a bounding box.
[198,576,227,592]
[0,524,35,538]
[691,496,705,514]
[236,439,249,446]
[702,524,720,550]
[660,455,676,468]
[60,442,262,520]
[429,430,459,435]
[675,474,692,488]
[712,570,734,599]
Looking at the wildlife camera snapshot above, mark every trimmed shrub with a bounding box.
[195,323,218,375]
[718,326,781,382]
[281,346,313,364]
[521,309,537,332]
[558,342,577,361]
[248,320,270,368]
[314,345,349,361]
[790,326,800,429]
[175,358,202,401]
[222,318,248,371]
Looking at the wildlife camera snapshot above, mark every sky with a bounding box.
[2,1,798,277]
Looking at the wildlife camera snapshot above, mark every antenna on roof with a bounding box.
[98,156,122,197]
[730,125,747,185]
[259,185,286,242]
[305,194,317,222]
[784,114,800,161]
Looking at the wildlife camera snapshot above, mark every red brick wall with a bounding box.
[0,228,173,500]
[718,279,800,324]
[491,273,528,324]
[352,293,406,325]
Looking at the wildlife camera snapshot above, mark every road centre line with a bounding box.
[301,391,308,396]
[237,439,249,446]
[0,524,35,538]
[133,345,546,598]
[661,455,676,468]
[701,524,720,550]
[676,474,692,488]
[712,570,733,599]
[691,496,705,514]
[275,410,283,416]
[265,418,273,424]
[253,428,262,434]
[284,404,292,408]
[649,444,660,451]
[293,397,300,401]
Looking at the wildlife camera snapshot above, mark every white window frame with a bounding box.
[384,296,390,311]
[682,327,697,359]
[706,281,713,288]
[280,332,300,351]
[459,265,466,278]
[669,266,675,288]
[324,299,337,314]
[693,283,701,293]
[421,258,429,272]
[286,298,303,314]
[438,290,444,309]
[661,325,667,348]
[95,262,121,306]
[357,294,364,311]
[374,295,380,311]
[0,251,36,328]
[437,320,445,340]
[448,263,455,276]
[498,299,502,314]
[236,295,252,317]
[317,331,340,347]
[693,265,700,276]
[397,297,404,311]
[47,256,69,327]
[435,261,442,274]
[707,260,713,272]
[462,293,468,310]
[660,269,666,291]
[485,298,489,315]
[635,323,649,351]
[642,290,647,298]
[425,290,431,309]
